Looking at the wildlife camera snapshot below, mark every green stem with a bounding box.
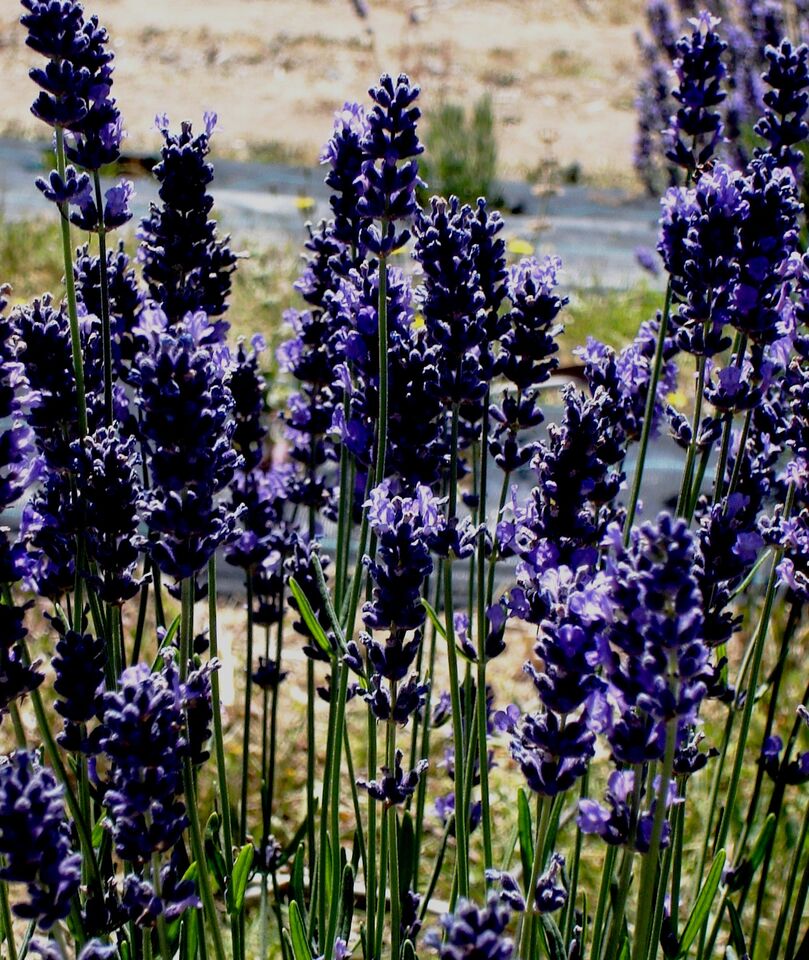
[55,127,88,439]
[475,397,493,879]
[386,693,401,960]
[266,587,285,831]
[93,171,114,426]
[518,796,551,959]
[604,772,643,960]
[676,353,707,519]
[414,566,441,891]
[374,256,388,487]
[714,482,796,857]
[623,282,672,543]
[9,702,26,750]
[590,845,618,960]
[323,658,351,960]
[0,876,17,960]
[150,848,172,959]
[668,778,687,941]
[366,707,378,960]
[208,558,240,960]
[444,408,469,902]
[486,472,511,608]
[772,800,809,959]
[374,804,389,960]
[564,770,588,946]
[784,837,809,960]
[181,577,227,960]
[633,720,677,960]
[240,574,255,845]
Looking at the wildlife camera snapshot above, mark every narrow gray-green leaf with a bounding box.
[421,598,447,640]
[231,843,254,913]
[289,577,332,656]
[678,848,726,955]
[289,900,312,960]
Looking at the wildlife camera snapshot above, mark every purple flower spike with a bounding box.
[357,748,428,806]
[0,750,81,929]
[426,894,515,960]
[356,73,424,256]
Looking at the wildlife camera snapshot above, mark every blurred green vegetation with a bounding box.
[565,283,664,353]
[0,216,663,365]
[419,94,500,207]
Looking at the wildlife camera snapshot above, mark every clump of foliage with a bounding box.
[419,94,499,205]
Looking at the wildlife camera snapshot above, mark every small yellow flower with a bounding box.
[507,237,534,256]
[668,390,688,408]
[295,196,316,213]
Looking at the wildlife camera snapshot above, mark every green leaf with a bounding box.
[152,614,181,668]
[678,849,726,955]
[324,832,333,906]
[204,812,226,895]
[289,577,333,656]
[517,788,533,884]
[231,843,255,913]
[312,553,345,648]
[288,900,313,960]
[340,862,356,942]
[402,940,416,960]
[91,817,105,847]
[538,914,567,960]
[291,842,307,916]
[398,811,415,891]
[182,906,199,960]
[727,900,748,959]
[420,599,447,640]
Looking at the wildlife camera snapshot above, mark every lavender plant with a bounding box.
[2,3,809,960]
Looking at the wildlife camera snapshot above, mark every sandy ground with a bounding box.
[1,0,645,180]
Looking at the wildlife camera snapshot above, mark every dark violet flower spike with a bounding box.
[485,869,526,912]
[74,239,144,369]
[71,179,135,233]
[535,852,567,914]
[35,165,90,205]
[363,481,442,637]
[414,196,489,409]
[321,101,371,251]
[756,40,809,177]
[0,292,39,512]
[98,659,189,863]
[51,617,106,753]
[133,325,241,580]
[601,513,710,763]
[510,709,595,797]
[252,656,287,690]
[425,893,514,960]
[665,11,728,173]
[138,114,236,336]
[0,750,81,929]
[226,335,268,473]
[72,426,145,605]
[357,748,428,806]
[659,163,748,358]
[356,73,424,256]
